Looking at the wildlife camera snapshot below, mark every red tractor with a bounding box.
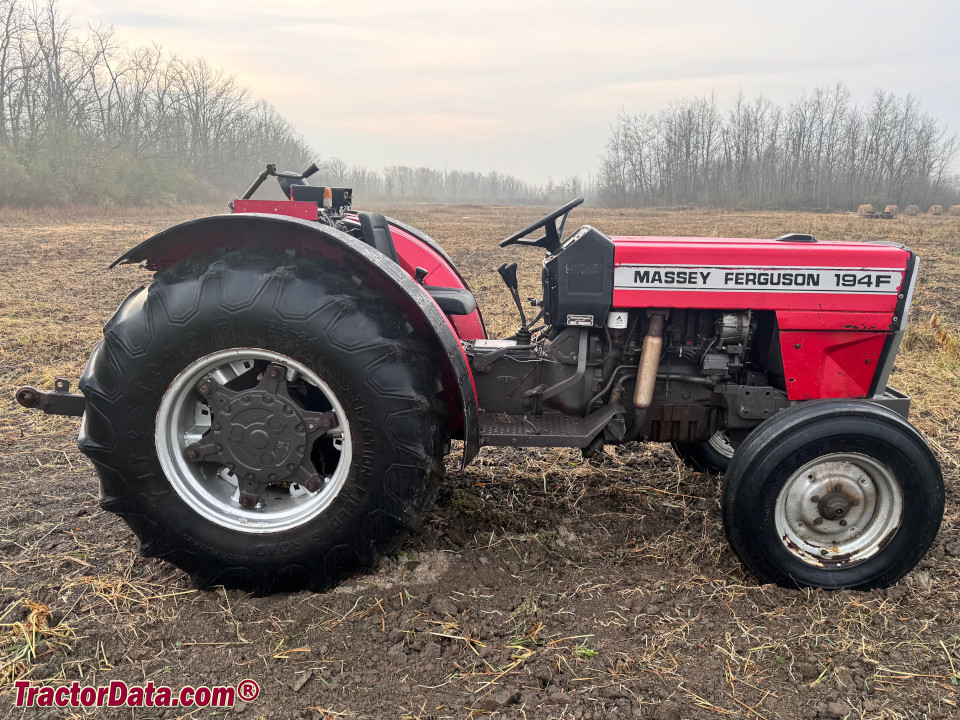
[17,162,943,595]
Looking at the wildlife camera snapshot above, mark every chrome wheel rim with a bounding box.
[155,349,351,534]
[774,452,903,567]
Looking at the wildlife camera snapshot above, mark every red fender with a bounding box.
[374,215,486,341]
[111,213,481,464]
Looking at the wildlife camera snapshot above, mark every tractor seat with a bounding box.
[357,211,399,263]
[357,211,476,316]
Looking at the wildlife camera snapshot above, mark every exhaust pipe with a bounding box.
[633,313,665,410]
[625,312,666,441]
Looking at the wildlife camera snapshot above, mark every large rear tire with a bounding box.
[722,401,943,589]
[79,251,447,595]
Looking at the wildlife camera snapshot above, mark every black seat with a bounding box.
[357,211,476,316]
[357,211,399,264]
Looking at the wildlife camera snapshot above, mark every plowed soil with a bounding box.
[2,205,960,719]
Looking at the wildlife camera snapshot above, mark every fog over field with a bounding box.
[1,0,958,207]
[64,0,960,182]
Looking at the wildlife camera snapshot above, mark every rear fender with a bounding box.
[340,213,486,340]
[385,217,486,340]
[111,213,480,464]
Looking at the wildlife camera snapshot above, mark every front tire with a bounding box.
[721,401,943,589]
[672,431,736,474]
[79,251,447,595]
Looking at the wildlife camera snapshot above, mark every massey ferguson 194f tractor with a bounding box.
[16,162,944,595]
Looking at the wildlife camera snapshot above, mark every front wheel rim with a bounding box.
[774,452,903,568]
[708,431,735,459]
[155,348,352,534]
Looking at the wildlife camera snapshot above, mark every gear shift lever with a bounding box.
[497,262,531,342]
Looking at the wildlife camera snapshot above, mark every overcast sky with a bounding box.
[65,0,959,183]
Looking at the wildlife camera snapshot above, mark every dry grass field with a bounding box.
[1,204,960,719]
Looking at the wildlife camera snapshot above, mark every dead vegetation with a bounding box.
[1,206,960,719]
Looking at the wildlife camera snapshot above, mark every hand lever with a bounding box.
[497,262,528,329]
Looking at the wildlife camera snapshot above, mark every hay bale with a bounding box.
[905,204,920,216]
[857,204,874,216]
[930,205,943,215]
[949,205,960,216]
[884,204,899,216]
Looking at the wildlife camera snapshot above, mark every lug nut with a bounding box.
[811,495,820,503]
[834,484,843,492]
[839,519,848,526]
[305,478,322,492]
[286,463,296,472]
[813,517,823,526]
[198,384,210,396]
[186,449,199,461]
[241,395,250,403]
[296,424,304,433]
[268,473,277,482]
[226,462,235,471]
[851,498,860,506]
[239,495,255,508]
[245,473,255,481]
[297,446,306,455]
[269,367,281,379]
[306,422,316,432]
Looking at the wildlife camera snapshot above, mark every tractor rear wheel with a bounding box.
[672,431,736,474]
[721,401,943,589]
[78,251,447,595]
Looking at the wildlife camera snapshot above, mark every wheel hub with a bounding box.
[774,453,904,567]
[217,394,306,481]
[183,362,337,506]
[818,491,851,521]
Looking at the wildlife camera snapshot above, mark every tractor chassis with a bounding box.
[17,376,911,448]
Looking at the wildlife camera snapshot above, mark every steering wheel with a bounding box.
[499,197,584,252]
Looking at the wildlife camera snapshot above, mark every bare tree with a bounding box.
[598,84,959,210]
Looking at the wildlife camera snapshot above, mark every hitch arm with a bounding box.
[16,379,86,416]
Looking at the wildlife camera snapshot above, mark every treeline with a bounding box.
[0,0,583,208]
[2,1,958,211]
[597,84,959,210]
[311,158,585,205]
[0,0,312,205]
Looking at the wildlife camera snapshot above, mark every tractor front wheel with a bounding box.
[79,251,447,595]
[721,401,943,589]
[672,431,736,474]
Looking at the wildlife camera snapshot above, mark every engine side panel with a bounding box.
[611,236,914,401]
[779,331,888,399]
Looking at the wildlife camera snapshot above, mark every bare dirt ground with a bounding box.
[1,204,960,720]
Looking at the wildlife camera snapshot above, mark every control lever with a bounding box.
[497,262,528,327]
[497,262,532,342]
